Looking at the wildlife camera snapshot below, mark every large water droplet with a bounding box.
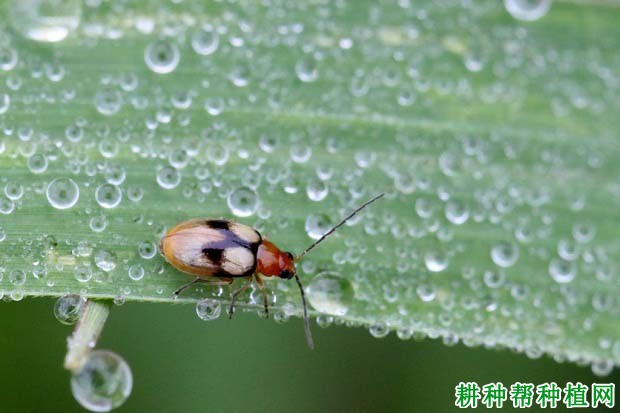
[94,90,122,116]
[307,272,354,316]
[137,241,157,259]
[504,0,551,22]
[295,56,318,82]
[445,200,469,225]
[196,298,222,321]
[156,166,181,189]
[95,184,122,209]
[94,249,117,272]
[417,284,436,302]
[9,269,26,286]
[191,24,219,56]
[0,197,15,215]
[369,322,390,338]
[89,215,108,233]
[305,213,332,240]
[74,265,93,283]
[127,264,144,281]
[46,177,79,209]
[28,153,48,173]
[144,39,180,74]
[491,241,519,268]
[0,46,18,71]
[54,294,86,325]
[424,251,448,273]
[549,258,576,283]
[8,0,81,43]
[71,350,132,412]
[227,187,259,217]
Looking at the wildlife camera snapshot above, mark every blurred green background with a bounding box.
[2,299,616,412]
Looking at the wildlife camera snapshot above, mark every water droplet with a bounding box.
[229,64,250,87]
[0,197,15,214]
[491,241,519,268]
[54,294,85,325]
[104,165,126,186]
[144,39,180,74]
[259,135,278,153]
[306,179,328,202]
[483,270,506,288]
[227,187,259,217]
[196,298,221,321]
[191,24,219,56]
[549,258,576,283]
[95,184,122,209]
[591,359,614,377]
[94,90,122,116]
[137,241,157,259]
[9,269,26,286]
[204,143,228,166]
[424,251,448,273]
[65,124,83,142]
[46,177,79,209]
[89,215,108,233]
[306,272,354,316]
[74,265,93,282]
[127,186,144,202]
[204,97,224,116]
[9,0,82,42]
[369,322,390,338]
[71,350,132,412]
[445,200,469,225]
[127,264,144,281]
[0,94,10,114]
[557,239,578,261]
[290,144,312,163]
[0,46,18,71]
[295,56,318,82]
[416,284,436,302]
[572,222,595,243]
[94,249,117,272]
[168,149,189,169]
[28,153,48,173]
[273,310,289,324]
[504,0,551,22]
[156,166,181,189]
[305,213,332,240]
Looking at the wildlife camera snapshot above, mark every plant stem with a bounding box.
[63,300,112,373]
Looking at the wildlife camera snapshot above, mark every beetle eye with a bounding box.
[279,269,293,279]
[285,251,294,260]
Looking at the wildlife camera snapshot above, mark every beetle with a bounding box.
[159,193,384,349]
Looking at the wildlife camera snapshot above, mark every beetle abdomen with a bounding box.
[160,219,261,278]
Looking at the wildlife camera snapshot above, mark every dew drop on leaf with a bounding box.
[196,298,221,321]
[54,294,86,325]
[46,177,79,210]
[307,272,354,316]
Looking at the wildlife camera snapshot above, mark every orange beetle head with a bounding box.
[256,239,296,279]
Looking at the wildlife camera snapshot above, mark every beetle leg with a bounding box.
[228,277,252,319]
[173,277,232,297]
[254,275,269,319]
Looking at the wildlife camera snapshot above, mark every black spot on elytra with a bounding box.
[206,219,230,230]
[202,248,223,264]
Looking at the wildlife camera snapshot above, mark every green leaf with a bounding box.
[1,0,619,370]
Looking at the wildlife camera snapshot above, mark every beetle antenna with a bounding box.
[295,193,385,262]
[294,274,314,350]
